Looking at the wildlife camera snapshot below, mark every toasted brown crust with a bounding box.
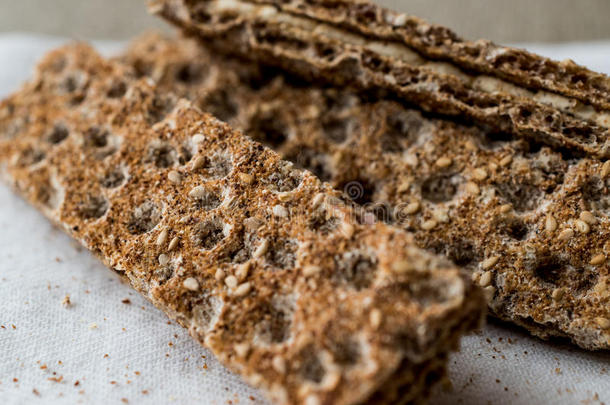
[120,33,610,350]
[0,44,485,405]
[149,0,610,158]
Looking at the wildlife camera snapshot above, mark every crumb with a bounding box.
[11,324,16,329]
[142,390,149,395]
[134,371,140,376]
[103,354,109,358]
[121,398,128,403]
[88,323,98,330]
[55,257,62,262]
[40,364,47,370]
[555,368,562,375]
[74,381,80,386]
[110,381,117,385]
[13,378,18,383]
[32,388,40,396]
[121,298,131,305]
[48,376,63,383]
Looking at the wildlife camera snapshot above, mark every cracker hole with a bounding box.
[175,62,206,84]
[192,188,222,211]
[308,208,340,235]
[84,126,109,148]
[284,147,333,183]
[202,89,238,122]
[582,176,610,215]
[197,155,233,179]
[146,141,176,168]
[333,251,377,290]
[249,113,288,148]
[192,296,222,334]
[147,94,175,125]
[380,111,421,153]
[265,164,302,192]
[221,231,253,264]
[193,218,225,250]
[127,201,161,234]
[494,182,543,212]
[265,239,297,270]
[298,346,325,384]
[107,80,127,98]
[100,168,125,189]
[78,194,109,220]
[328,337,360,366]
[255,296,294,344]
[421,174,460,203]
[19,147,45,166]
[46,123,69,144]
[322,116,353,144]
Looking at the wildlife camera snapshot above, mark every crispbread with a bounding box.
[149,0,610,158]
[0,44,484,405]
[121,33,610,350]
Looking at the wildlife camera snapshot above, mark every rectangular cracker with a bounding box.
[0,44,484,404]
[120,33,610,350]
[149,0,610,158]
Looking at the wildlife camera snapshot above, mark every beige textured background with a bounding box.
[0,0,609,43]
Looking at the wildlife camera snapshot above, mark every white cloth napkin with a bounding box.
[0,33,608,405]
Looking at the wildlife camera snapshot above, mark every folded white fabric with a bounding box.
[0,34,608,405]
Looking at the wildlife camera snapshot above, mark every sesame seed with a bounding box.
[272,205,289,218]
[601,160,610,178]
[253,239,269,258]
[391,260,412,274]
[167,170,181,184]
[479,271,493,287]
[238,172,254,185]
[303,265,322,277]
[312,193,326,209]
[168,236,179,251]
[188,185,207,199]
[234,343,250,358]
[403,201,420,215]
[183,277,199,291]
[88,322,98,330]
[271,355,286,374]
[465,181,480,195]
[579,211,597,225]
[435,156,452,168]
[558,228,574,241]
[158,253,170,266]
[340,221,355,238]
[499,204,512,213]
[370,309,382,329]
[421,219,437,230]
[596,317,610,330]
[234,282,251,297]
[574,219,590,234]
[499,155,512,167]
[545,215,558,233]
[551,288,564,301]
[304,395,321,405]
[236,262,250,281]
[243,217,263,232]
[225,275,238,289]
[277,192,292,202]
[215,268,225,282]
[472,168,488,181]
[432,208,449,223]
[191,156,206,171]
[192,134,205,144]
[156,228,169,246]
[590,253,606,265]
[481,256,500,270]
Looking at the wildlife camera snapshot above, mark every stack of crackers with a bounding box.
[1,1,607,404]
